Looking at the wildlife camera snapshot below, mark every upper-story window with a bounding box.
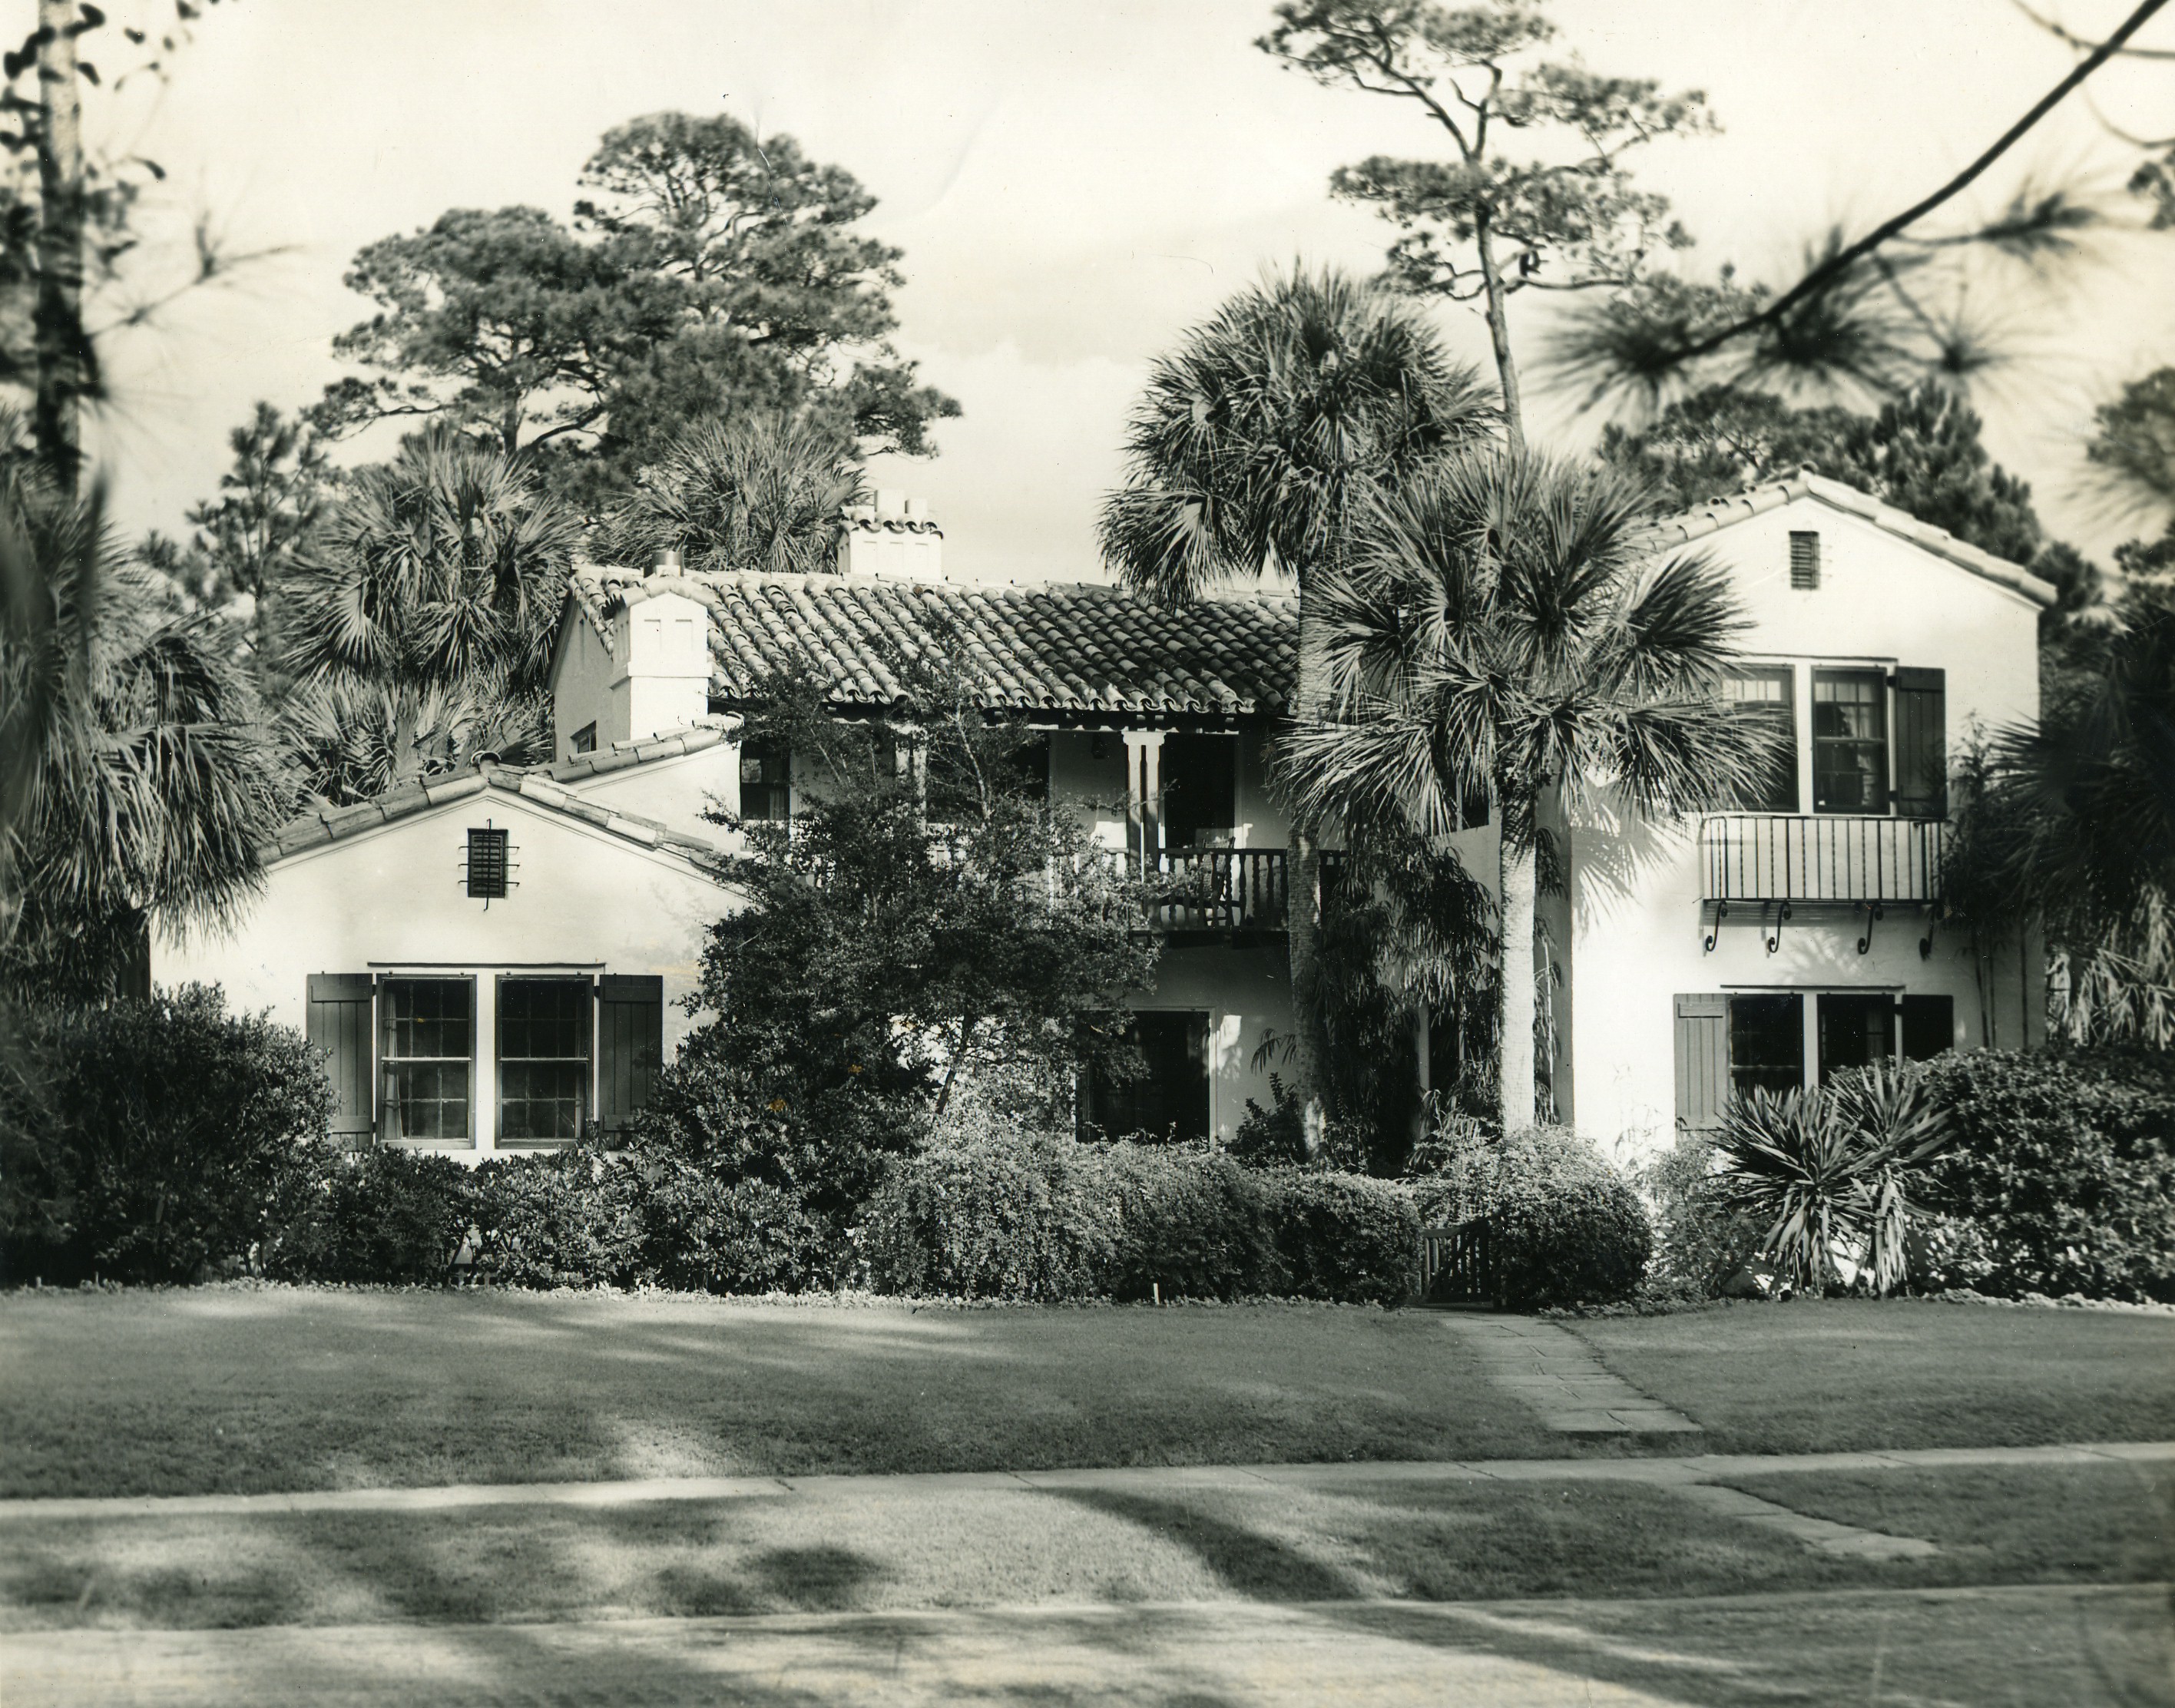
[740,740,791,823]
[568,723,597,757]
[1812,670,1889,813]
[1723,667,1799,813]
[1160,733,1236,849]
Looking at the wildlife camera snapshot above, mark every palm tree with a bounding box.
[1280,449,1775,1133]
[1945,580,2175,1046]
[1098,266,1495,1144]
[604,412,868,575]
[0,457,283,1002]
[279,426,581,793]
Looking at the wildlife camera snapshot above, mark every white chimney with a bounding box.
[839,493,943,581]
[649,548,683,578]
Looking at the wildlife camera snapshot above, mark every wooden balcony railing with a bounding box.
[1700,814,1946,904]
[1150,848,1288,932]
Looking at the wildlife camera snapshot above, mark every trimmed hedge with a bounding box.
[1918,1048,2175,1303]
[1,985,336,1283]
[264,1148,472,1283]
[858,1133,1418,1303]
[1412,1125,1651,1308]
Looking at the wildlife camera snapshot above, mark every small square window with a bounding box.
[1789,531,1821,590]
[569,723,597,756]
[467,828,509,899]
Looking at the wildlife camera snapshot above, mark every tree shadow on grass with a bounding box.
[1045,1489,1358,1604]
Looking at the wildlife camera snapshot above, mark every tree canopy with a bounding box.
[310,112,959,501]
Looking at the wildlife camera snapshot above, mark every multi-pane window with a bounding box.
[1811,670,1889,813]
[1723,667,1799,813]
[740,740,790,822]
[1817,992,1895,1081]
[568,723,597,756]
[1728,994,1804,1098]
[382,978,473,1141]
[498,978,590,1144]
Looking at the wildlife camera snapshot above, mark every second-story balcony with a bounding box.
[1700,813,1946,905]
[1150,848,1288,934]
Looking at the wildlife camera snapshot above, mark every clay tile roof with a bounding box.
[1633,470,2058,607]
[565,569,1299,720]
[252,766,723,871]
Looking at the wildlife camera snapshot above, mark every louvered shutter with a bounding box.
[1673,994,1730,1134]
[1892,667,1947,818]
[598,975,664,1132]
[306,973,376,1148]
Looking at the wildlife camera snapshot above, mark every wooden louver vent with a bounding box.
[466,827,510,899]
[1789,531,1821,590]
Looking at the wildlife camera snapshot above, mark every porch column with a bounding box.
[1124,730,1164,876]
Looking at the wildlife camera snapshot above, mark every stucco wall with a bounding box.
[567,742,741,846]
[155,792,730,1156]
[1564,497,2045,1158]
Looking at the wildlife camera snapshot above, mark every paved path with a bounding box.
[4,1441,2164,1524]
[5,1585,2163,1708]
[1438,1313,1703,1432]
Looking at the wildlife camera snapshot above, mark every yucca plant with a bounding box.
[1712,1064,1953,1295]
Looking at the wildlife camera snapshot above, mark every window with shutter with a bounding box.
[740,741,791,822]
[1892,667,1947,818]
[306,974,376,1146]
[1082,1011,1211,1142]
[598,975,664,1131]
[498,977,592,1144]
[1812,670,1889,813]
[1723,667,1799,812]
[1729,994,1805,1097]
[466,828,509,899]
[1672,995,1730,1132]
[1789,531,1821,589]
[380,977,475,1143]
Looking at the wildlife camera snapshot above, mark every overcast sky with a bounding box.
[81,0,2175,583]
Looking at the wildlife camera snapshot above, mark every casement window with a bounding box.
[740,740,791,822]
[1722,667,1799,813]
[1811,670,1889,813]
[1789,531,1821,590]
[1082,1010,1210,1143]
[1159,734,1237,849]
[308,971,666,1149]
[1677,989,1962,1125]
[381,977,475,1143]
[568,723,597,757]
[496,977,591,1145]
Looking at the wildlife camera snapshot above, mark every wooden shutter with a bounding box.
[1673,994,1730,1134]
[306,973,376,1148]
[598,975,664,1132]
[1899,994,1955,1061]
[1892,667,1947,818]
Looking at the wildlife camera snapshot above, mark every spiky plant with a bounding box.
[607,412,868,576]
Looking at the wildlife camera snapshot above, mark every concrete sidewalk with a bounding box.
[4,1584,2163,1708]
[5,1439,2167,1524]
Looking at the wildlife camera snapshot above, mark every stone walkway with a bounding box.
[1436,1312,1703,1433]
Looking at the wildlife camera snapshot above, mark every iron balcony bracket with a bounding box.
[1703,899,1727,954]
[1857,901,1885,956]
[1764,899,1792,955]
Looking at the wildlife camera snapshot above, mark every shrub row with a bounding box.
[857,1131,1419,1304]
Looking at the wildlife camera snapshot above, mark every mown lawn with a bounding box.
[0,1290,1553,1498]
[1566,1299,2175,1453]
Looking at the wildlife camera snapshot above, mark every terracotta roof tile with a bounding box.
[565,570,1299,720]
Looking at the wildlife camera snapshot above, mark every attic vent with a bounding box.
[1789,531,1822,591]
[466,827,511,900]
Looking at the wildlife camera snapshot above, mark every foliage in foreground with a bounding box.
[1916,1048,2175,1303]
[1411,1124,1651,1308]
[2,985,336,1283]
[859,1118,1417,1305]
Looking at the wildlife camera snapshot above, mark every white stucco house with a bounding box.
[157,474,2051,1163]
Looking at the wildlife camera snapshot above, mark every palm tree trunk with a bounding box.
[33,0,88,492]
[1286,601,1330,1158]
[1473,217,1524,455]
[1498,826,1538,1134]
